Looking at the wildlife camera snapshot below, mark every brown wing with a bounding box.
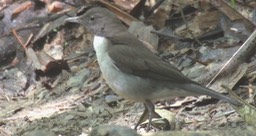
[107,44,192,83]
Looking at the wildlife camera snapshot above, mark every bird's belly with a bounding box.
[96,56,155,102]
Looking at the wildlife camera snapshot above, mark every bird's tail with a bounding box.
[182,83,241,106]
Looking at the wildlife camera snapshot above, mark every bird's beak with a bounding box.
[65,17,80,23]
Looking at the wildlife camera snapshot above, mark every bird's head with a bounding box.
[65,7,125,37]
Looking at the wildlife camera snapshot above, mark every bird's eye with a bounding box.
[90,16,95,21]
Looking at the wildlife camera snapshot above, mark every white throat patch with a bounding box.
[93,36,107,47]
[93,35,109,54]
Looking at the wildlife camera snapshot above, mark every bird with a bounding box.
[65,6,241,131]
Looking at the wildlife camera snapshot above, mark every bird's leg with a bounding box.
[134,103,148,130]
[134,100,171,131]
[145,99,155,131]
[134,100,154,131]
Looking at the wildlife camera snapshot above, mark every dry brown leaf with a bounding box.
[47,1,65,13]
[113,0,140,11]
[96,0,139,26]
[11,1,33,20]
